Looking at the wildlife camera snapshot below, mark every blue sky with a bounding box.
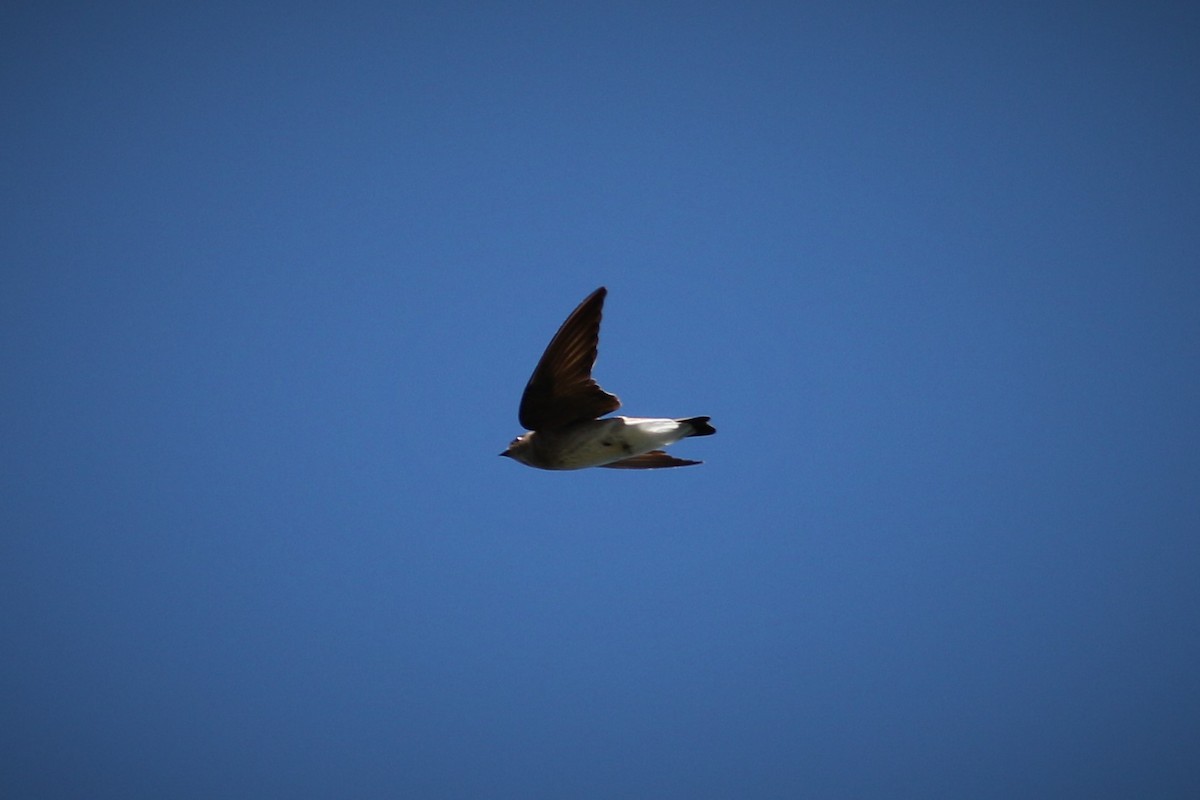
[3,2,1198,797]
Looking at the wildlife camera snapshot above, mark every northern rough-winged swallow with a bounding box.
[501,287,715,470]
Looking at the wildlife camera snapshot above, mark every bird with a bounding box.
[501,286,715,470]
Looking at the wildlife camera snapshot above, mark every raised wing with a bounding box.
[518,287,621,430]
[598,450,702,469]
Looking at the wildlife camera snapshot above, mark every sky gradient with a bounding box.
[3,2,1199,798]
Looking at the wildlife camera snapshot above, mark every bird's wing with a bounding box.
[598,450,702,469]
[518,286,621,430]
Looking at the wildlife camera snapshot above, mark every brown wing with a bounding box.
[518,287,621,430]
[598,450,702,469]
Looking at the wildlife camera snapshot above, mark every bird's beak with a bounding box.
[499,451,511,458]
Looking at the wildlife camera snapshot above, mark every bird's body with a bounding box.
[501,287,715,470]
[504,415,716,470]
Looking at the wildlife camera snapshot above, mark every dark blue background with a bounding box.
[4,2,1198,797]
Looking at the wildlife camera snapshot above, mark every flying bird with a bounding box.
[501,287,715,470]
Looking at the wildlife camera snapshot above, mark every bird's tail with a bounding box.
[679,416,716,437]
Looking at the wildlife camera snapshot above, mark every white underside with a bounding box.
[557,416,691,469]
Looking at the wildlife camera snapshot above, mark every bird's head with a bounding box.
[500,432,536,465]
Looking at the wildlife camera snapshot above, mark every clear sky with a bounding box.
[3,2,1199,798]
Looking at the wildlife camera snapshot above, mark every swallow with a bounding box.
[501,287,715,470]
